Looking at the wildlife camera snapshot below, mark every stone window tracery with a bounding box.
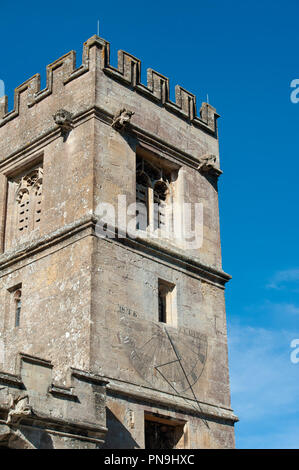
[136,155,171,232]
[15,167,43,235]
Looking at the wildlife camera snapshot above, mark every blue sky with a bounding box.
[1,0,298,449]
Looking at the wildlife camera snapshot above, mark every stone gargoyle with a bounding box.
[198,154,218,173]
[111,108,134,131]
[6,394,32,425]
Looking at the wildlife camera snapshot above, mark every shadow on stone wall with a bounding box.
[101,408,140,449]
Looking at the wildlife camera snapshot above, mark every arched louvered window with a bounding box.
[136,155,171,232]
[18,192,30,233]
[136,171,150,230]
[153,181,168,231]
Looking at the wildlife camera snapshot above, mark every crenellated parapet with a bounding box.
[0,35,219,134]
[0,36,104,125]
[102,41,219,132]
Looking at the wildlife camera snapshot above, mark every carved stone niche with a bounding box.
[53,109,73,137]
[111,108,135,131]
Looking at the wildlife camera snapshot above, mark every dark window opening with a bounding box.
[136,171,150,230]
[158,289,166,323]
[158,279,175,325]
[144,416,184,449]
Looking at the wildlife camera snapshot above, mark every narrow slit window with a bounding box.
[158,279,176,326]
[14,289,22,327]
[158,288,167,323]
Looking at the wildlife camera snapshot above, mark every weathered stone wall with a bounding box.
[93,118,222,267]
[0,236,93,383]
[0,354,107,448]
[3,120,94,252]
[90,238,230,406]
[103,394,235,449]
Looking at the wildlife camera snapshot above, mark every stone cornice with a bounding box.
[70,367,109,386]
[103,227,231,287]
[105,377,239,424]
[0,371,24,389]
[6,414,107,444]
[0,106,222,177]
[0,215,94,274]
[0,215,231,287]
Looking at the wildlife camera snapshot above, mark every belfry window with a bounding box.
[136,171,150,230]
[136,154,171,232]
[153,180,168,230]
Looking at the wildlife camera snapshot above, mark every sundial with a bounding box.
[120,314,207,395]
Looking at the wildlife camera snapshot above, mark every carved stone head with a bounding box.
[112,108,135,131]
[53,109,73,133]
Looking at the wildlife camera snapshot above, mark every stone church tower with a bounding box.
[0,34,237,449]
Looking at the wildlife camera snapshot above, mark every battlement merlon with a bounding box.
[0,35,219,136]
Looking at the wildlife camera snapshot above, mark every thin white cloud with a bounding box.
[244,300,299,316]
[262,300,299,315]
[228,270,299,448]
[267,269,299,289]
